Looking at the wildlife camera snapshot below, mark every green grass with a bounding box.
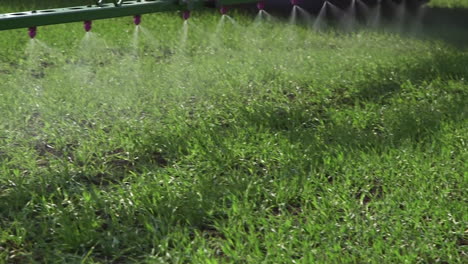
[429,0,468,8]
[0,1,467,263]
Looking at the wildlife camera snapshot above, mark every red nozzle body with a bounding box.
[134,15,141,25]
[220,6,228,15]
[28,27,37,39]
[291,0,299,5]
[257,1,265,10]
[182,10,190,20]
[84,20,92,32]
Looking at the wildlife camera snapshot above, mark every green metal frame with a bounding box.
[0,0,210,31]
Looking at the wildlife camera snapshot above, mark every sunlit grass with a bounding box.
[0,1,467,263]
[429,0,468,8]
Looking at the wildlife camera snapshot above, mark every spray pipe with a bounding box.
[257,1,265,10]
[84,20,92,32]
[133,15,141,25]
[28,26,37,39]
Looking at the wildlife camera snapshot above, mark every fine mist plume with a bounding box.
[313,1,328,31]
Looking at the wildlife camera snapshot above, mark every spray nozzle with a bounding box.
[257,1,265,10]
[84,20,92,32]
[220,6,228,15]
[28,26,37,39]
[134,15,141,25]
[182,10,190,20]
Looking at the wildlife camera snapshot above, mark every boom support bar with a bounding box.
[0,0,201,31]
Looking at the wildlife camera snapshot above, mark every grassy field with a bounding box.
[0,0,467,263]
[429,0,468,8]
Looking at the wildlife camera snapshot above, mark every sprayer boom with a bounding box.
[0,0,205,31]
[0,0,430,32]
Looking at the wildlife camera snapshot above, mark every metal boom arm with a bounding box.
[0,0,214,31]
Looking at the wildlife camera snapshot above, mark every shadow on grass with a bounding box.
[356,51,468,101]
[1,57,466,264]
[1,4,466,261]
[126,46,466,240]
[242,48,467,149]
[415,7,468,48]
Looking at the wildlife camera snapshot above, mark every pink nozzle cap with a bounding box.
[28,27,37,39]
[291,0,300,5]
[220,6,228,15]
[84,20,92,32]
[134,15,141,25]
[182,10,190,20]
[257,1,265,10]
